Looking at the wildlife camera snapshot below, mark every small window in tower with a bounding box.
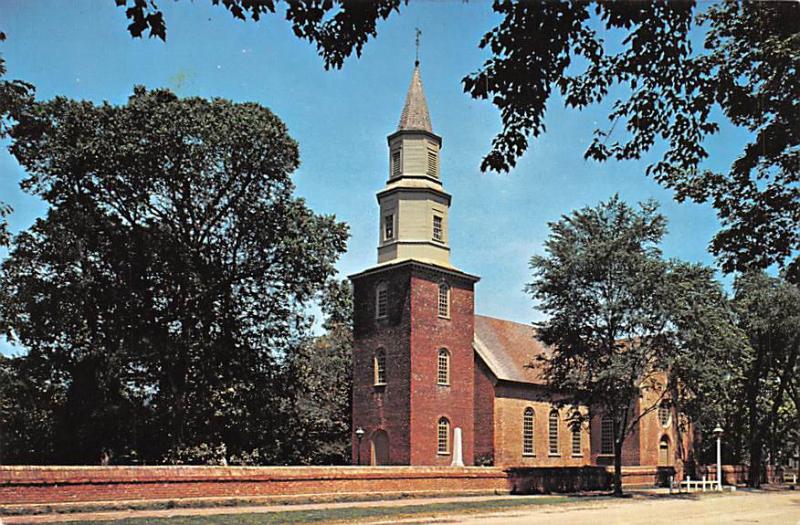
[572,424,582,457]
[433,215,443,242]
[437,417,450,455]
[374,349,386,385]
[523,408,535,456]
[548,409,560,455]
[392,149,401,178]
[427,150,437,177]
[658,402,671,428]
[438,283,450,318]
[601,415,614,455]
[437,348,450,385]
[376,283,388,319]
[384,214,394,240]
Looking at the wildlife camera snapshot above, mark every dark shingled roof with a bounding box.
[398,66,433,132]
[473,314,550,385]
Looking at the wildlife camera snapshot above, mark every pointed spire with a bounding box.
[397,65,433,133]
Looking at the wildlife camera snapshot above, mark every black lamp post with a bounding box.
[355,427,365,465]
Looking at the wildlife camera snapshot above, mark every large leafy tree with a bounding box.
[279,279,353,465]
[0,87,348,463]
[528,196,743,496]
[113,0,799,280]
[732,272,800,486]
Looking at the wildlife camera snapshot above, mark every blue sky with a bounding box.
[1,1,751,355]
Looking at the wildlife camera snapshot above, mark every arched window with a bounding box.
[601,415,614,455]
[437,348,450,385]
[374,350,386,385]
[658,402,671,428]
[571,424,582,456]
[438,282,450,318]
[437,417,450,455]
[523,408,535,456]
[548,409,559,455]
[375,282,388,319]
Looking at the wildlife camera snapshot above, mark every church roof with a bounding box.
[397,65,433,132]
[473,315,550,385]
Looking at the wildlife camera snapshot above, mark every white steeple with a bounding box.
[376,64,451,268]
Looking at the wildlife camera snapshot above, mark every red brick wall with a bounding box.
[351,266,413,465]
[0,466,506,505]
[473,357,495,465]
[408,267,475,466]
[351,261,477,466]
[0,465,670,505]
[492,384,590,467]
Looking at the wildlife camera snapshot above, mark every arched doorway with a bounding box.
[658,435,671,466]
[371,430,389,466]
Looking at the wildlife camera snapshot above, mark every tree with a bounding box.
[115,0,402,69]
[732,272,800,486]
[0,86,348,463]
[466,1,799,280]
[280,279,353,465]
[113,0,799,281]
[527,196,743,496]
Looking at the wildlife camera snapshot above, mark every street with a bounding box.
[449,491,800,525]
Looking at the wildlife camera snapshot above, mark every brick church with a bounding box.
[349,64,690,471]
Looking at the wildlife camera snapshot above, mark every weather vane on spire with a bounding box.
[415,27,422,66]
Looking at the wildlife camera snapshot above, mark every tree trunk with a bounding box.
[749,436,763,488]
[613,438,624,496]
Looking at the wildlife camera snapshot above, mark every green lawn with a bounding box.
[60,496,578,525]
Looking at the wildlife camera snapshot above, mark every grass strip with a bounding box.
[0,491,502,516]
[58,496,577,525]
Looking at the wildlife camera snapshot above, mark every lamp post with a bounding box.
[713,425,724,490]
[355,427,365,466]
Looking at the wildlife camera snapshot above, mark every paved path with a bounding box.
[2,491,798,524]
[448,491,800,525]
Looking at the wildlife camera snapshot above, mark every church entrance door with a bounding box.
[371,430,389,465]
[658,436,671,466]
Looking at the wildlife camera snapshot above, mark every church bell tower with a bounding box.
[349,62,479,466]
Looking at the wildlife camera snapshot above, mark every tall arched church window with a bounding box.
[658,402,671,428]
[601,415,614,455]
[548,409,559,455]
[375,282,388,319]
[438,282,450,318]
[437,417,450,455]
[572,424,582,456]
[523,408,535,456]
[374,350,386,386]
[437,348,450,385]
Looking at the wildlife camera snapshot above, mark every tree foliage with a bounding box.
[0,87,348,463]
[279,279,353,465]
[112,0,799,280]
[115,0,403,69]
[528,196,743,495]
[731,272,800,486]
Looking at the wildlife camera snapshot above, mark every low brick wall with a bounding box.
[0,465,673,505]
[506,467,609,494]
[611,466,675,488]
[698,464,783,485]
[0,466,507,505]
